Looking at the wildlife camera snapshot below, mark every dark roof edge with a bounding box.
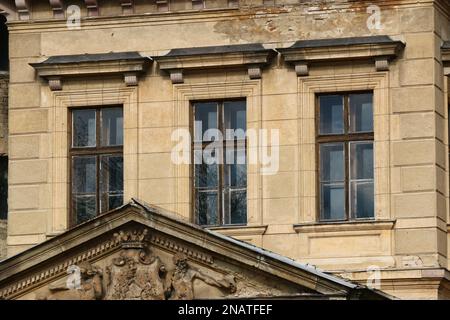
[158,43,276,58]
[131,198,392,299]
[30,51,151,67]
[277,35,405,51]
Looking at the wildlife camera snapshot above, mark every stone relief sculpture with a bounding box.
[38,261,104,300]
[165,253,236,300]
[36,228,237,300]
[104,247,167,300]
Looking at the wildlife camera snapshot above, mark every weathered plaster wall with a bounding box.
[4,0,450,299]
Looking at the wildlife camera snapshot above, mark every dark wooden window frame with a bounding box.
[191,98,247,227]
[68,105,123,227]
[315,91,374,222]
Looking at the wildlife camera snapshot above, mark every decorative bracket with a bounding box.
[192,0,204,9]
[294,62,309,76]
[169,69,183,84]
[48,77,62,91]
[156,0,169,12]
[15,0,30,20]
[442,41,450,76]
[120,0,134,14]
[84,0,99,16]
[375,57,389,72]
[247,65,261,79]
[49,0,64,18]
[228,0,239,7]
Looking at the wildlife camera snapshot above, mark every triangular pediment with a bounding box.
[0,200,388,300]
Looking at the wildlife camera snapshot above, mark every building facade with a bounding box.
[0,0,449,299]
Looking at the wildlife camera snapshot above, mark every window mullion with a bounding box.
[218,101,224,225]
[345,95,351,220]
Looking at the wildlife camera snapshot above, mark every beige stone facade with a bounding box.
[0,0,450,299]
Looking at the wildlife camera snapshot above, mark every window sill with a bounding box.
[293,219,396,233]
[206,225,268,237]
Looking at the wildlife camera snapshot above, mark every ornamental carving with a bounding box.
[36,228,236,300]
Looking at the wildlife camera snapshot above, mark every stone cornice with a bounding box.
[293,219,396,233]
[6,7,241,33]
[278,36,405,76]
[30,51,152,90]
[207,225,268,237]
[155,43,277,83]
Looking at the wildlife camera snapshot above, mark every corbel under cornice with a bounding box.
[30,51,152,91]
[154,43,277,84]
[277,35,405,76]
[443,41,450,76]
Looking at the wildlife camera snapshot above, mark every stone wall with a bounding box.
[3,0,450,299]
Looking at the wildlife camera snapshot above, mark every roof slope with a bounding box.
[0,199,392,300]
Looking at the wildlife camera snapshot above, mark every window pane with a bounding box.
[349,93,373,133]
[350,141,374,219]
[319,95,344,134]
[72,156,96,194]
[73,109,96,147]
[320,143,344,182]
[224,147,246,187]
[196,191,218,226]
[224,100,246,140]
[101,108,123,146]
[320,183,345,221]
[194,151,218,188]
[350,142,374,180]
[223,189,247,225]
[194,102,218,142]
[99,155,123,213]
[350,181,374,219]
[73,195,96,225]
